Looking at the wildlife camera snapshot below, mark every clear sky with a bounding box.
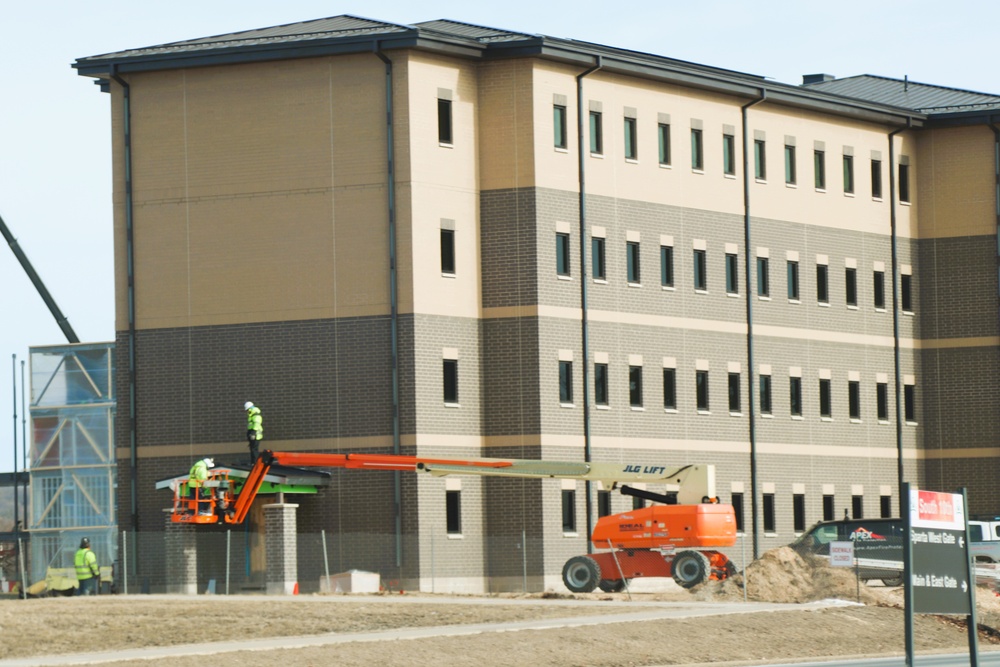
[0,0,997,474]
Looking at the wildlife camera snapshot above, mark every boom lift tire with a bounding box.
[562,556,601,593]
[671,550,710,588]
[598,578,629,593]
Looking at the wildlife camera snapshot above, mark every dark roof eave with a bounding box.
[924,109,1000,128]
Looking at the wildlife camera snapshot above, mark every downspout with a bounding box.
[577,56,601,550]
[373,45,402,568]
[741,89,766,561]
[110,66,138,537]
[888,121,908,502]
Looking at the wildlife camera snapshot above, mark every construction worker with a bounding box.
[74,537,100,595]
[188,457,215,515]
[245,401,263,462]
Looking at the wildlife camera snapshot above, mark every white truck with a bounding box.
[969,519,1000,562]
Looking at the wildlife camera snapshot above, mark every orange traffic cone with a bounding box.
[293,582,299,595]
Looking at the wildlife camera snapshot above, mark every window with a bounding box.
[763,493,776,533]
[629,365,643,407]
[871,159,883,199]
[874,270,885,309]
[446,489,461,534]
[728,372,741,413]
[553,105,567,149]
[901,274,913,312]
[598,490,611,518]
[790,376,802,416]
[759,374,772,415]
[632,495,646,510]
[438,98,453,145]
[589,111,603,154]
[793,494,806,532]
[658,123,671,165]
[819,378,832,418]
[877,381,889,421]
[822,494,835,521]
[723,134,736,175]
[814,150,826,189]
[696,370,709,412]
[849,381,861,420]
[899,163,910,203]
[843,155,854,194]
[880,495,892,518]
[693,249,707,291]
[663,368,676,410]
[787,260,800,300]
[559,360,573,404]
[440,229,456,274]
[443,359,459,403]
[816,264,829,304]
[595,363,609,406]
[561,488,576,532]
[852,495,863,519]
[904,384,916,423]
[754,139,766,180]
[731,492,745,533]
[556,233,570,277]
[660,245,674,287]
[627,241,641,284]
[725,253,738,295]
[845,267,857,307]
[592,237,606,280]
[691,128,704,170]
[757,257,769,297]
[624,116,637,160]
[785,145,796,185]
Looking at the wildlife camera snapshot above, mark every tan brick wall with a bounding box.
[916,125,996,239]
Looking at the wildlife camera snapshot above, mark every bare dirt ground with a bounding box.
[2,547,999,667]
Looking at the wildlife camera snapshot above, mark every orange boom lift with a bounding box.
[168,450,737,591]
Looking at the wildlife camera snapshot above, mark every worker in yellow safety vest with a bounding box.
[74,537,100,595]
[188,457,215,515]
[245,401,263,462]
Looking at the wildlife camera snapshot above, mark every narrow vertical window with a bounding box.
[440,229,456,274]
[904,384,916,423]
[877,382,889,421]
[561,488,577,532]
[559,360,573,404]
[880,495,892,518]
[663,368,677,410]
[757,257,770,297]
[723,133,736,175]
[849,381,861,420]
[725,253,738,295]
[589,111,603,154]
[852,495,864,519]
[785,145,796,184]
[598,490,611,518]
[633,495,646,510]
[660,245,674,287]
[819,378,832,418]
[437,98,453,145]
[898,163,910,203]
[629,365,643,407]
[871,159,883,198]
[592,237,606,280]
[446,489,462,534]
[845,267,858,307]
[759,374,773,415]
[624,116,637,160]
[814,150,826,189]
[658,123,671,165]
[696,370,710,412]
[627,241,641,284]
[793,494,806,532]
[901,274,913,312]
[556,233,570,277]
[816,264,829,304]
[754,139,766,180]
[822,494,835,521]
[763,493,776,532]
[694,249,707,291]
[443,359,459,404]
[553,105,567,149]
[790,376,802,416]
[691,128,703,170]
[787,261,800,300]
[731,492,745,533]
[843,154,854,194]
[594,363,609,406]
[728,372,741,413]
[874,270,886,309]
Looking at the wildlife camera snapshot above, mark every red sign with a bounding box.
[910,489,965,530]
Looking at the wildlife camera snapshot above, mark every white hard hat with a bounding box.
[204,458,215,468]
[244,401,254,410]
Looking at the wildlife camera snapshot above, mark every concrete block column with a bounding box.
[264,503,299,595]
[164,515,198,595]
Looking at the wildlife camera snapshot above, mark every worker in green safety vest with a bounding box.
[188,457,215,515]
[74,537,100,595]
[245,401,263,462]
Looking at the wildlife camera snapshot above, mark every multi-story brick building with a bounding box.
[73,16,1000,593]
